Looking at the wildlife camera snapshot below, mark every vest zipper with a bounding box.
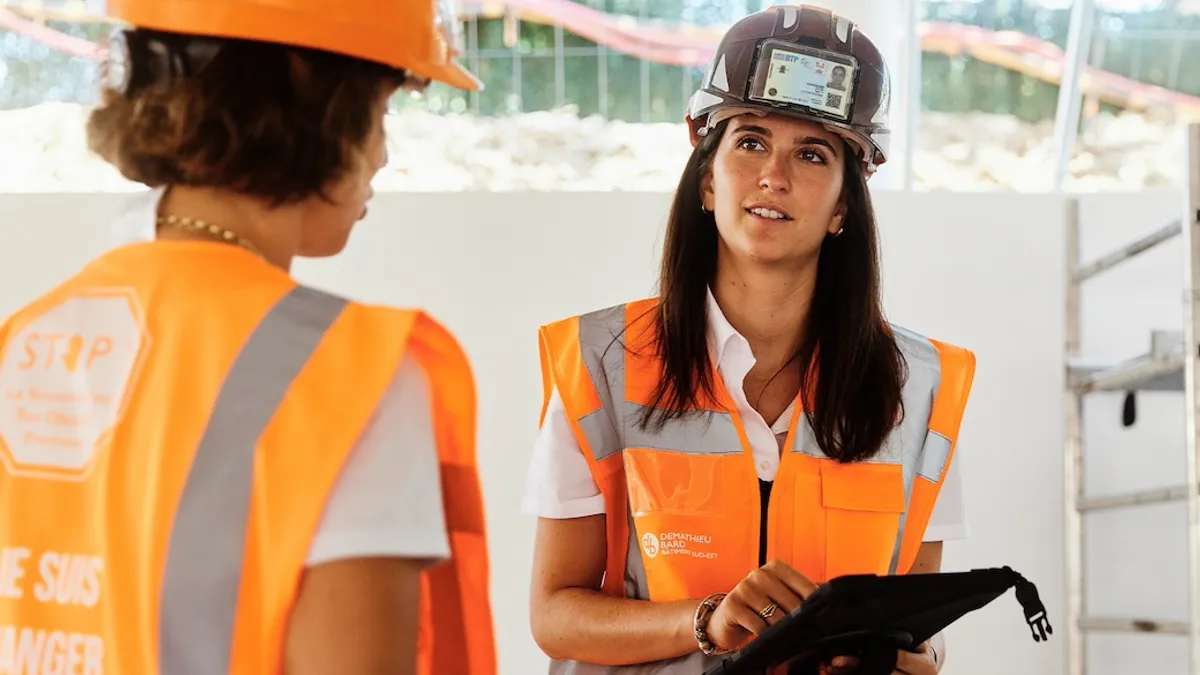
[759,402,800,569]
[758,478,773,567]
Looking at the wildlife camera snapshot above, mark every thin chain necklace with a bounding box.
[155,214,265,260]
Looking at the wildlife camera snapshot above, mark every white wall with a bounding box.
[0,187,1189,675]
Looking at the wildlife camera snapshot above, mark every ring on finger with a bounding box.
[759,602,778,620]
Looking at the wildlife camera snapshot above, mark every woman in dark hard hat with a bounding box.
[524,5,975,674]
[0,1,495,674]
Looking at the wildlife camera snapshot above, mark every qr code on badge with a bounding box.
[825,92,843,108]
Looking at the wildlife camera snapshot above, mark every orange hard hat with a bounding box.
[104,0,482,91]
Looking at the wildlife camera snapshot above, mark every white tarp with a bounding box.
[0,102,1186,193]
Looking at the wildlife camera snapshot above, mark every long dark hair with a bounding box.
[636,118,907,464]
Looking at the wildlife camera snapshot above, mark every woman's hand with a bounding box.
[819,641,940,675]
[705,559,818,652]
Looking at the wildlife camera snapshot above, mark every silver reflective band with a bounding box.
[159,285,347,674]
[885,328,943,576]
[577,304,627,462]
[747,39,858,121]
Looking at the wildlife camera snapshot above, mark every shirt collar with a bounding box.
[706,286,746,368]
[108,187,165,247]
[706,287,799,434]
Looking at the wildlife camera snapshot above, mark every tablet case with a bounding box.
[701,566,1052,675]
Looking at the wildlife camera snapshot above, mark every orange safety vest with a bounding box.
[537,298,975,673]
[0,241,495,674]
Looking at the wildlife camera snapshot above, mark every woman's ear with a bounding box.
[828,201,847,236]
[700,169,715,212]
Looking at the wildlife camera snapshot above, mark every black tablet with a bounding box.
[702,566,1052,675]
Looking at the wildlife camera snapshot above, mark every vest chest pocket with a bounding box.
[623,448,758,602]
[820,461,907,580]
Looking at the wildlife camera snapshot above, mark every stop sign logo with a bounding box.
[0,290,150,481]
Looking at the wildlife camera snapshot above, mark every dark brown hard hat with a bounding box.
[686,5,892,175]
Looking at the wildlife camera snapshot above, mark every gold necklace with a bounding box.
[155,214,265,260]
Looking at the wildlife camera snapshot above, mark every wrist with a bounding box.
[675,599,702,651]
[692,592,731,655]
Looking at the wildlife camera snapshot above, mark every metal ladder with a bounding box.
[1064,121,1200,675]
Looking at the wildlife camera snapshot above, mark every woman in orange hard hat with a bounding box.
[0,1,494,674]
[525,5,973,674]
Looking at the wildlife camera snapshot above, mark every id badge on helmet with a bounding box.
[747,39,859,123]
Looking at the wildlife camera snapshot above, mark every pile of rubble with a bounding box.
[913,109,1187,192]
[0,101,1188,193]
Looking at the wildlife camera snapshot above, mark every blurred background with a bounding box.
[2,1,1198,674]
[2,0,1198,192]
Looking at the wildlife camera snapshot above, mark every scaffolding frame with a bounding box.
[1064,121,1200,675]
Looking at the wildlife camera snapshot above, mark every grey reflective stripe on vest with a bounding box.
[884,326,944,574]
[623,506,649,599]
[574,306,652,601]
[577,305,626,463]
[624,411,742,455]
[159,285,347,674]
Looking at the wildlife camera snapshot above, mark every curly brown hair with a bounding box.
[87,31,402,206]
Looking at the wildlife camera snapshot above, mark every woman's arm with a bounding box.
[526,390,707,665]
[910,541,942,574]
[529,515,703,666]
[284,354,452,675]
[286,558,425,675]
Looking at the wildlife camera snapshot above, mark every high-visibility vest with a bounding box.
[537,298,975,673]
[0,241,495,675]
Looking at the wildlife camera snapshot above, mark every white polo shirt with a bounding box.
[111,189,451,567]
[522,290,969,543]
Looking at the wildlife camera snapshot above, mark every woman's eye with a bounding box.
[737,137,765,151]
[799,148,827,164]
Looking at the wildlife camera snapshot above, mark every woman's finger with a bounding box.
[827,655,860,675]
[893,646,934,674]
[723,596,771,636]
[730,577,789,627]
[753,570,804,614]
[774,564,819,600]
[762,560,818,599]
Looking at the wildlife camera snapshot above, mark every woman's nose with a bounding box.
[759,158,791,193]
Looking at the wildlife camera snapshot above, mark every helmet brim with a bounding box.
[412,60,483,93]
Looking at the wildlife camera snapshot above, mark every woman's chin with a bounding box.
[736,240,803,266]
